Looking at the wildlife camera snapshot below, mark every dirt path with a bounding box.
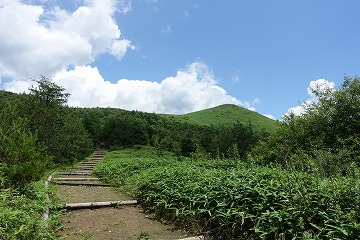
[53,150,200,240]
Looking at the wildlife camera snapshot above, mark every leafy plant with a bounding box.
[95,147,360,240]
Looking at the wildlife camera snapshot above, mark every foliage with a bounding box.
[252,76,360,176]
[93,146,175,185]
[0,90,17,107]
[95,147,360,240]
[0,103,50,189]
[211,121,260,159]
[73,106,265,159]
[0,182,60,240]
[16,77,93,163]
[100,112,149,147]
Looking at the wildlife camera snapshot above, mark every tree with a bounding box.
[17,77,93,163]
[101,113,149,147]
[252,76,360,175]
[0,102,50,189]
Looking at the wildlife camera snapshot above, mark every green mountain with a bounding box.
[162,104,278,132]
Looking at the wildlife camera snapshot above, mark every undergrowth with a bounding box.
[0,180,61,239]
[94,148,360,239]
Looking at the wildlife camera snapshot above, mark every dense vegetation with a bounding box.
[252,76,360,177]
[94,146,360,239]
[93,76,360,239]
[0,77,93,238]
[1,75,359,239]
[72,105,272,159]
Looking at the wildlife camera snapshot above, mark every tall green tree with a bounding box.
[17,77,93,163]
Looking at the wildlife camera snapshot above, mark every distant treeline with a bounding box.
[72,107,268,159]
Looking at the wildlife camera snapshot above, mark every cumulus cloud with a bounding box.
[286,79,336,116]
[0,1,264,116]
[0,0,134,79]
[48,61,245,114]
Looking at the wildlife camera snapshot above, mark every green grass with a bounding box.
[161,104,278,132]
[0,180,61,239]
[94,147,360,240]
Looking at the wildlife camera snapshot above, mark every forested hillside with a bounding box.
[72,104,270,159]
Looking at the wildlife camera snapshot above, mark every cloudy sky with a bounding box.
[1,0,359,119]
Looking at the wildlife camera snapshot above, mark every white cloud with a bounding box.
[0,1,265,116]
[307,78,335,98]
[286,79,336,117]
[0,0,134,79]
[47,62,244,114]
[2,79,33,94]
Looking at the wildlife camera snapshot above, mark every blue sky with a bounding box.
[1,0,359,119]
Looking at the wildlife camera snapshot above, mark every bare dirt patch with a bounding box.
[58,186,132,204]
[57,206,188,240]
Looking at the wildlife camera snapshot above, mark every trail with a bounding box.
[52,150,203,240]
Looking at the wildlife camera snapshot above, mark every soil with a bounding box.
[57,186,132,203]
[54,151,192,240]
[58,206,187,240]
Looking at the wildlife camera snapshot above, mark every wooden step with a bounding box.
[178,237,204,240]
[78,164,97,167]
[57,172,93,176]
[74,167,94,170]
[62,200,138,210]
[52,182,114,187]
[52,177,99,181]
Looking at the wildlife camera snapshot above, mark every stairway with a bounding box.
[53,150,204,240]
[52,149,137,209]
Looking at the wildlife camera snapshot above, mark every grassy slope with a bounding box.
[161,104,278,132]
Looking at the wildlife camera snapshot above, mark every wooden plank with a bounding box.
[52,177,99,181]
[52,182,114,187]
[64,200,137,210]
[57,172,92,176]
[42,174,53,224]
[177,237,204,240]
[68,171,93,174]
